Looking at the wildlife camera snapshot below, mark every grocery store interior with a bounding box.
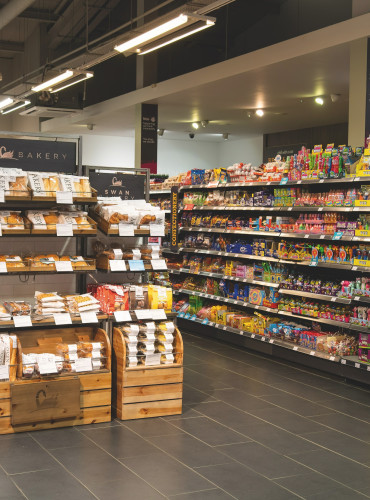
[1,0,370,499]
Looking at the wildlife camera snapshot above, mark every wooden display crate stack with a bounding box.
[0,326,111,434]
[112,326,183,420]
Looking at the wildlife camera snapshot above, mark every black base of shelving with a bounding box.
[178,318,370,387]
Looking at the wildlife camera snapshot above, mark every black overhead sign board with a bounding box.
[0,137,76,173]
[89,171,145,200]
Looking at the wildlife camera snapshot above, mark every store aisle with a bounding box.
[1,332,370,500]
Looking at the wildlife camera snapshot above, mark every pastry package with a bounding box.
[59,175,92,197]
[65,293,100,313]
[22,353,36,378]
[129,285,149,310]
[78,341,104,359]
[35,291,64,303]
[0,334,16,380]
[4,301,31,316]
[91,285,129,314]
[148,285,172,310]
[26,210,59,230]
[0,211,24,229]
[8,172,28,197]
[0,303,11,321]
[0,255,26,269]
[58,211,93,230]
[27,172,58,197]
[137,209,165,228]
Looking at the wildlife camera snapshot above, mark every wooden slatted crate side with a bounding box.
[120,399,182,420]
[122,383,183,403]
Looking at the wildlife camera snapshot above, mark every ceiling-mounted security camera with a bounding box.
[157,128,164,136]
[189,133,195,139]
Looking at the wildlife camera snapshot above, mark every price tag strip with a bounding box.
[56,223,73,237]
[114,311,132,322]
[109,260,127,272]
[55,260,73,272]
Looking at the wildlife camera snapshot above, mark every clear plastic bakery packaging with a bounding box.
[22,353,36,378]
[0,211,25,230]
[129,285,149,310]
[4,301,31,316]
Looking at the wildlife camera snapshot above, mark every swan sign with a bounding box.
[0,137,76,173]
[89,171,145,199]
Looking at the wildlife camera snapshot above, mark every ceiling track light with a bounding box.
[1,100,30,115]
[0,97,14,110]
[31,70,74,92]
[50,72,93,93]
[255,109,264,117]
[192,122,199,129]
[315,97,324,105]
[114,13,215,55]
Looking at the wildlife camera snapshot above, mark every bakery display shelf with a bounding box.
[149,189,172,195]
[28,259,96,273]
[32,188,98,204]
[90,212,168,237]
[279,289,351,304]
[0,313,109,331]
[96,255,167,273]
[0,325,111,434]
[176,288,277,314]
[112,326,183,420]
[30,216,97,235]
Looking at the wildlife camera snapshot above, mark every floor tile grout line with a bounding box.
[167,487,225,498]
[284,454,370,498]
[118,420,240,500]
[184,333,370,400]
[28,433,101,500]
[190,396,370,468]
[73,426,168,499]
[0,463,29,500]
[185,348,368,414]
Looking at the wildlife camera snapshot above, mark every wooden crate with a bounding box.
[112,326,183,420]
[30,215,97,235]
[89,211,169,236]
[0,326,111,434]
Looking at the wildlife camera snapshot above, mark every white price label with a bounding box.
[251,334,256,338]
[0,262,7,273]
[151,259,167,270]
[109,260,127,272]
[53,313,72,325]
[354,296,360,301]
[56,191,73,204]
[38,361,58,375]
[310,350,315,356]
[75,358,92,372]
[0,190,4,203]
[113,248,123,260]
[150,224,165,237]
[261,337,266,341]
[269,339,274,344]
[56,223,73,237]
[151,309,167,320]
[0,225,2,237]
[135,309,152,320]
[119,224,135,236]
[329,356,336,361]
[80,311,98,323]
[114,310,132,322]
[55,260,73,272]
[145,353,161,366]
[355,363,361,369]
[341,359,347,365]
[0,364,9,380]
[293,346,299,351]
[13,315,32,328]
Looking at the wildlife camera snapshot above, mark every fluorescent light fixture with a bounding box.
[31,70,74,92]
[256,109,264,117]
[0,97,14,110]
[50,72,93,93]
[1,100,30,115]
[138,20,214,55]
[192,122,199,129]
[114,14,188,53]
[315,97,324,105]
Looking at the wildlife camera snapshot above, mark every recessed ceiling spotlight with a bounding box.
[222,133,229,140]
[157,128,164,136]
[201,120,209,128]
[315,97,324,105]
[247,111,252,118]
[255,109,264,117]
[192,122,199,129]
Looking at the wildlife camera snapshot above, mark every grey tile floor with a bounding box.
[2,332,370,499]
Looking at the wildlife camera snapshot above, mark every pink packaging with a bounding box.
[359,333,370,347]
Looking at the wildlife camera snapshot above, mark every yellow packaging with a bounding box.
[216,310,227,325]
[149,285,172,311]
[224,260,234,276]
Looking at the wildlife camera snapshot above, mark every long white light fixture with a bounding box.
[1,100,30,115]
[0,97,14,110]
[114,13,189,53]
[50,72,93,93]
[138,19,215,55]
[31,70,74,92]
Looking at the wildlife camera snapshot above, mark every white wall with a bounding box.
[157,138,220,176]
[218,135,264,167]
[81,134,134,168]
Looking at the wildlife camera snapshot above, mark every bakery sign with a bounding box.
[89,171,145,200]
[0,137,76,173]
